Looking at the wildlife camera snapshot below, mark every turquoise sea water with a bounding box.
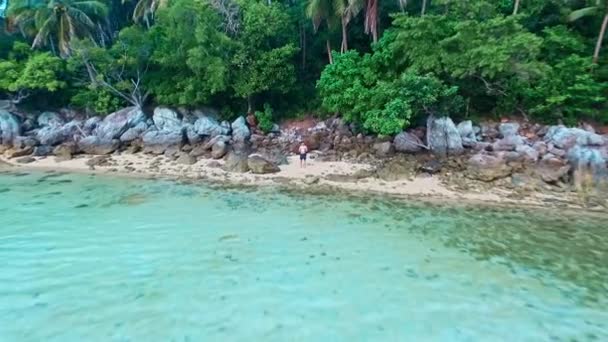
[0,170,607,341]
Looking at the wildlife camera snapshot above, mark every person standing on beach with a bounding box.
[299,142,308,168]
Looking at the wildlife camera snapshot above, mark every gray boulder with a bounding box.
[33,145,54,156]
[37,119,86,146]
[193,116,230,137]
[493,135,525,151]
[93,107,146,141]
[120,122,149,142]
[248,155,280,174]
[211,140,228,159]
[84,116,102,132]
[223,151,250,173]
[566,146,607,180]
[0,110,21,145]
[13,136,38,148]
[427,116,463,155]
[142,130,184,155]
[53,142,78,160]
[499,122,520,138]
[231,116,250,142]
[37,125,65,145]
[457,120,477,147]
[153,107,182,131]
[185,124,202,144]
[545,125,604,150]
[37,111,64,127]
[480,122,499,140]
[537,155,570,183]
[78,136,119,155]
[394,131,424,153]
[176,152,197,165]
[515,145,539,163]
[466,153,512,181]
[372,141,394,157]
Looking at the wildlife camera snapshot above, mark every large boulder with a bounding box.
[537,155,570,183]
[53,142,78,160]
[33,145,54,157]
[427,116,464,156]
[93,107,146,141]
[457,120,477,147]
[394,131,424,153]
[499,122,520,138]
[492,135,525,151]
[231,116,251,142]
[84,116,102,132]
[37,111,64,127]
[0,110,21,146]
[515,145,539,163]
[184,124,202,144]
[211,140,228,159]
[566,146,607,180]
[193,116,230,137]
[78,136,120,155]
[466,153,512,182]
[544,125,604,150]
[37,119,87,146]
[247,155,280,174]
[120,122,149,142]
[37,125,66,146]
[13,136,38,148]
[152,107,182,131]
[375,158,416,181]
[142,129,184,155]
[223,151,250,173]
[372,141,394,157]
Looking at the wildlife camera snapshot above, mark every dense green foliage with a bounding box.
[0,0,606,132]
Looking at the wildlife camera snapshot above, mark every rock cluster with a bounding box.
[1,106,607,191]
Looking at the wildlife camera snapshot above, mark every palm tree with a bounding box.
[7,0,108,57]
[568,0,608,64]
[339,0,363,51]
[123,0,168,28]
[364,0,377,42]
[306,0,341,63]
[513,0,520,15]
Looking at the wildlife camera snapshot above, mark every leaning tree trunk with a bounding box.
[421,0,427,16]
[326,39,333,64]
[341,17,348,53]
[365,0,379,43]
[513,0,520,15]
[593,12,608,64]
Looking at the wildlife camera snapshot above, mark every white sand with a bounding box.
[0,152,582,209]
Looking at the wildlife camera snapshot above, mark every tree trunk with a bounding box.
[421,0,427,16]
[365,0,378,43]
[341,17,348,53]
[326,39,333,64]
[302,24,306,71]
[247,96,253,114]
[513,0,520,15]
[593,12,608,64]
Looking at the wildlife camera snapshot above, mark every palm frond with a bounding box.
[32,14,55,48]
[568,6,599,22]
[67,7,96,29]
[72,0,109,18]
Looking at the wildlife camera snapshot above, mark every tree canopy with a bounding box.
[0,0,605,132]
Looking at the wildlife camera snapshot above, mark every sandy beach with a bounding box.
[1,151,594,212]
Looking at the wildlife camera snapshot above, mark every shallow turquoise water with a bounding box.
[0,170,607,341]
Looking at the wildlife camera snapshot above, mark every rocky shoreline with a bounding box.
[1,106,607,210]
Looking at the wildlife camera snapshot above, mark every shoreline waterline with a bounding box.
[1,153,606,217]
